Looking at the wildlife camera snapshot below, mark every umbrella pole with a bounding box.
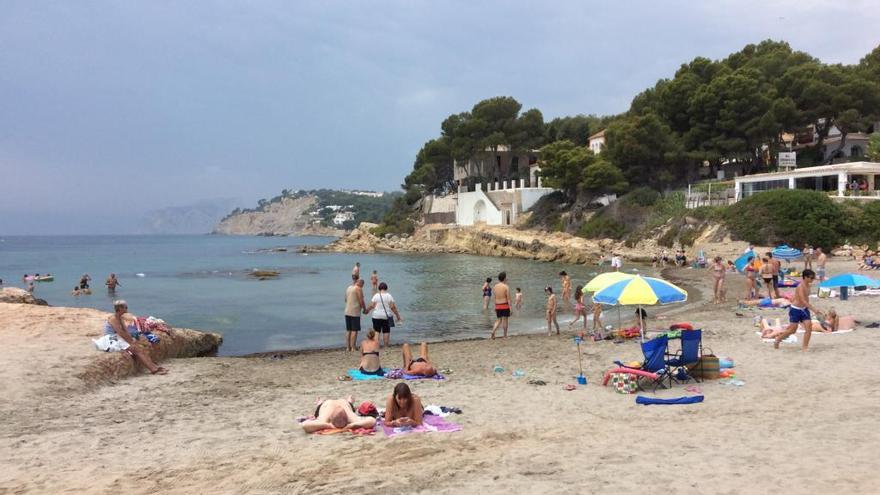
[639,304,645,342]
[617,306,621,332]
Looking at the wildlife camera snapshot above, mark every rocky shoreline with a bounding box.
[314,222,752,266]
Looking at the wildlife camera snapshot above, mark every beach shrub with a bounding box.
[578,215,627,239]
[624,186,661,207]
[724,189,846,250]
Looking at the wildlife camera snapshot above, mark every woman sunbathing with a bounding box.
[301,398,376,433]
[402,342,437,377]
[385,383,424,427]
[358,329,384,375]
[760,311,856,338]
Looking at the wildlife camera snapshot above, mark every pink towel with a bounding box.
[381,414,461,437]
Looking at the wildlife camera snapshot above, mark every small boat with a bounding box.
[35,275,54,282]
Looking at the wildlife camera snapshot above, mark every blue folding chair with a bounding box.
[614,335,670,392]
[665,329,703,384]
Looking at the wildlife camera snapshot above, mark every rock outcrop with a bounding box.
[213,196,342,236]
[77,326,223,386]
[0,287,48,305]
[323,222,750,266]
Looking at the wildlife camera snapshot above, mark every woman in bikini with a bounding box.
[568,285,587,331]
[385,383,424,428]
[358,329,384,375]
[710,256,726,304]
[481,277,492,310]
[759,257,774,299]
[744,256,758,300]
[402,342,436,377]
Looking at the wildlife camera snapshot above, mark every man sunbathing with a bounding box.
[740,297,791,308]
[760,311,857,338]
[385,383,424,427]
[402,342,437,377]
[301,398,376,433]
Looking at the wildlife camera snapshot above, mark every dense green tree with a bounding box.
[868,133,880,161]
[604,112,683,185]
[538,140,627,200]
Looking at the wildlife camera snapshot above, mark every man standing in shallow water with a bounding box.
[490,272,510,340]
[344,277,366,352]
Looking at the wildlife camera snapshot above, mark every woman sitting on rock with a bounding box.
[105,300,167,375]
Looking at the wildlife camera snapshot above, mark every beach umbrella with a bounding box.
[592,275,688,341]
[818,273,880,289]
[771,245,802,261]
[585,272,635,292]
[734,250,756,273]
[585,272,635,330]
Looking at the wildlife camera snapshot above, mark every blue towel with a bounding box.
[347,369,386,381]
[636,395,704,405]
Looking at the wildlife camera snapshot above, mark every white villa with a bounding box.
[588,129,605,155]
[733,161,880,202]
[422,146,556,226]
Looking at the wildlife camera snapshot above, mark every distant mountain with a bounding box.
[139,198,240,234]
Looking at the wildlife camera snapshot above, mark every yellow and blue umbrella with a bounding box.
[585,272,635,292]
[593,275,687,306]
[592,275,688,340]
[585,272,636,329]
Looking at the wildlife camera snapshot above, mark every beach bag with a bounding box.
[610,373,638,394]
[688,349,720,379]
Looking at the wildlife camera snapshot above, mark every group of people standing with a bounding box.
[342,262,439,379]
[483,270,605,340]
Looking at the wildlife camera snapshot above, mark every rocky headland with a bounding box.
[213,195,343,237]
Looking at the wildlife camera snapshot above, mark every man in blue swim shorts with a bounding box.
[774,269,822,351]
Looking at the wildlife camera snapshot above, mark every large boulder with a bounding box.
[0,287,47,305]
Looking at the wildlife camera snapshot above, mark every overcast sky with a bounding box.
[1,1,878,234]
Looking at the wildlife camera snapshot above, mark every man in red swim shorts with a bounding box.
[490,271,510,340]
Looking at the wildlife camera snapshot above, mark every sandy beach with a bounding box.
[2,258,880,494]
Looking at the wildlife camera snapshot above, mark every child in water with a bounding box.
[514,288,523,310]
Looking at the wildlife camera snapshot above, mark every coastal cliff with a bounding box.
[213,196,343,236]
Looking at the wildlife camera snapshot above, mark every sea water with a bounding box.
[0,235,650,355]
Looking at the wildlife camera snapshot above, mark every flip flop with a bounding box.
[563,384,576,391]
[684,385,702,394]
[151,367,168,375]
[337,375,353,381]
[527,379,547,386]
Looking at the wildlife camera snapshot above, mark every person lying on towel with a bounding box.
[760,311,857,338]
[385,383,424,427]
[741,297,791,308]
[402,342,437,377]
[301,398,376,433]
